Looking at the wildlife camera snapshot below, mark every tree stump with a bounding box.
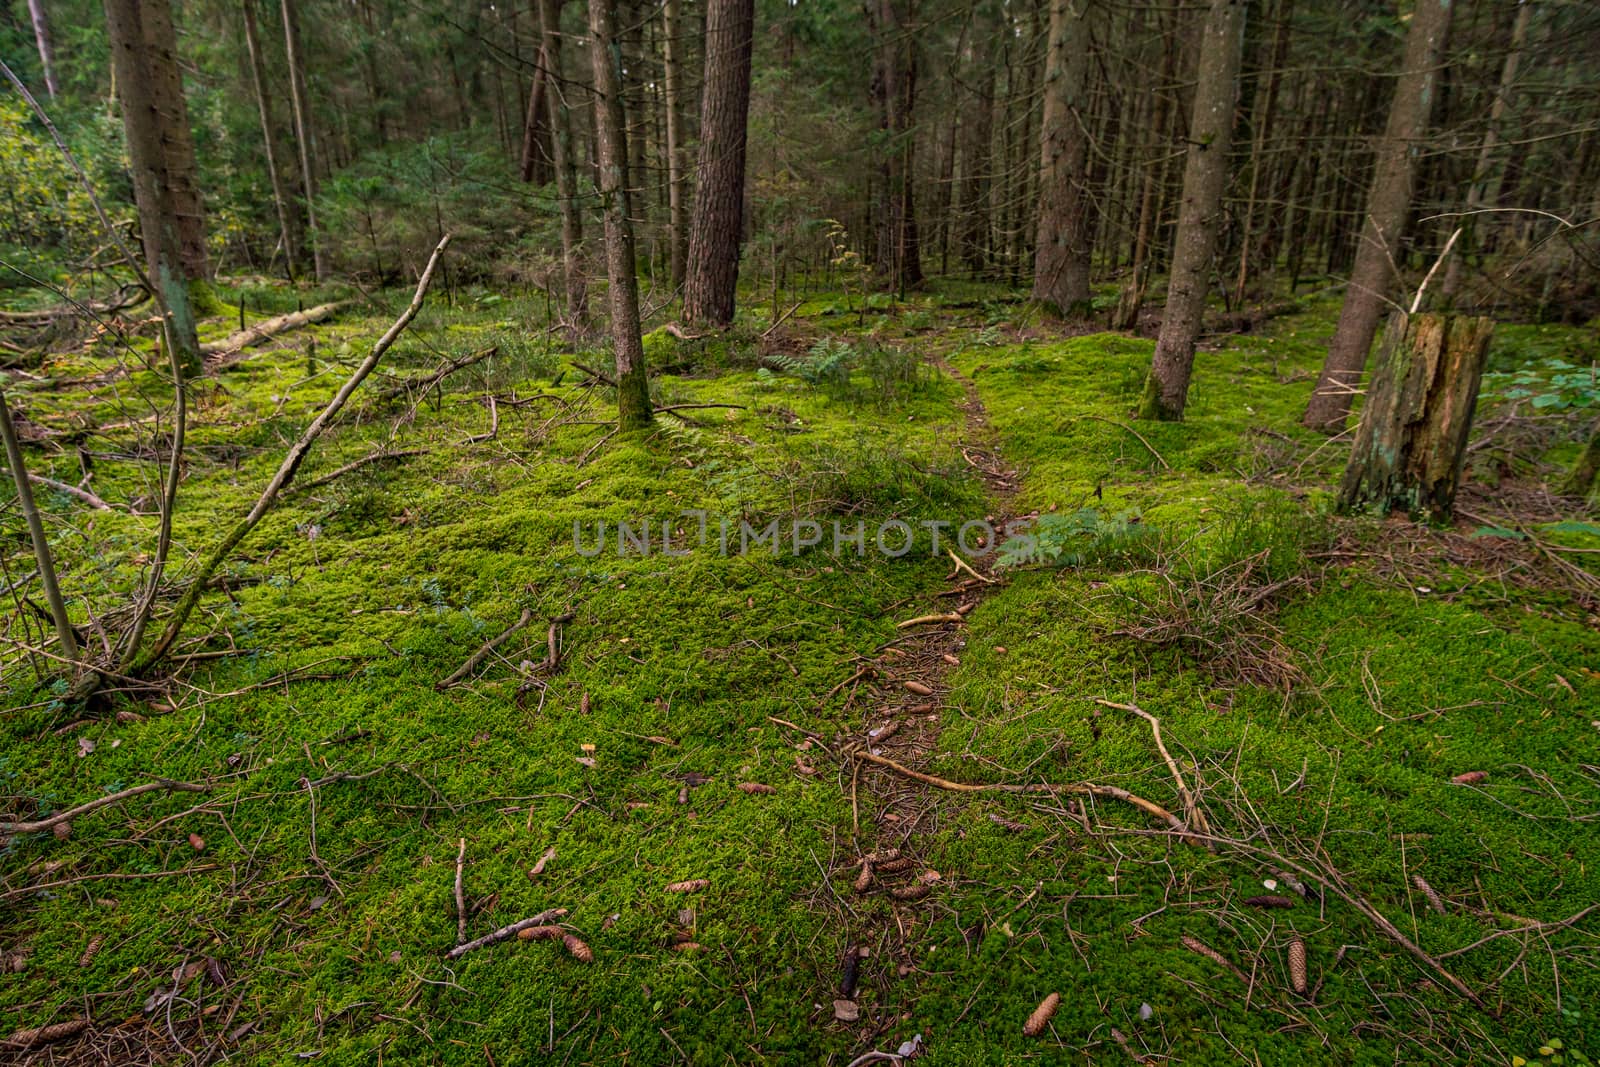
[1337,312,1495,519]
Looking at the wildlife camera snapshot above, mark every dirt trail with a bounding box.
[804,356,1032,1048]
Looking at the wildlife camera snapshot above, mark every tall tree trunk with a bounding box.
[242,0,298,278]
[682,0,754,327]
[26,0,58,99]
[660,0,688,289]
[871,0,922,292]
[282,0,328,282]
[1439,0,1531,306]
[1303,0,1452,432]
[103,0,203,376]
[138,0,208,286]
[1031,0,1092,316]
[1112,9,1175,331]
[1139,0,1247,421]
[588,0,652,429]
[542,0,587,328]
[1231,0,1292,305]
[519,34,552,183]
[1337,312,1494,519]
[956,19,994,276]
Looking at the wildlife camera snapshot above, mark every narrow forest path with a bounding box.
[811,351,1037,1050]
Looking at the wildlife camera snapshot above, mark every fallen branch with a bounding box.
[0,778,212,836]
[946,549,996,585]
[126,235,451,676]
[286,448,427,496]
[454,837,468,945]
[570,360,616,388]
[851,748,1184,833]
[463,396,499,444]
[0,469,116,511]
[437,607,533,689]
[200,300,350,358]
[375,345,497,405]
[896,612,965,629]
[1096,699,1208,835]
[444,908,568,960]
[1069,415,1171,471]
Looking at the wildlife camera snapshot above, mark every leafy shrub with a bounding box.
[997,508,1159,568]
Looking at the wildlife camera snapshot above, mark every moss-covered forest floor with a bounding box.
[2,277,1599,1065]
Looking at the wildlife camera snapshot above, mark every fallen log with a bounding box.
[200,301,350,358]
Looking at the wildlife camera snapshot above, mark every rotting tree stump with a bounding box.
[1337,311,1495,520]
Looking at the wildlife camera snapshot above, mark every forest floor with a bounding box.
[1,276,1598,1065]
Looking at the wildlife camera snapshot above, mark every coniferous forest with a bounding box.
[2,0,1600,1060]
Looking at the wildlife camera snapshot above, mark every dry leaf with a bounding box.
[528,846,557,879]
[832,999,860,1022]
[575,756,597,768]
[76,738,95,758]
[1022,992,1060,1037]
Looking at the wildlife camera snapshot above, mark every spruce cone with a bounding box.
[1022,992,1061,1037]
[1288,938,1307,994]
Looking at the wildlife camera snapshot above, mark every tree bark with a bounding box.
[660,0,688,290]
[681,0,754,327]
[282,0,328,282]
[1304,0,1452,432]
[588,0,652,429]
[1031,0,1092,317]
[870,0,922,292]
[26,0,58,99]
[1337,312,1493,519]
[1139,0,1247,421]
[1439,0,1531,306]
[103,0,203,376]
[242,0,298,278]
[138,0,208,285]
[518,36,552,184]
[1565,421,1600,498]
[956,15,994,276]
[540,0,587,329]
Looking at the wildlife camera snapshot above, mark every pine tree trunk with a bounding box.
[541,0,587,328]
[1439,0,1530,306]
[242,0,298,278]
[1139,0,1247,421]
[588,0,652,429]
[518,41,551,183]
[1031,0,1092,317]
[136,0,208,286]
[1337,312,1494,519]
[1565,421,1600,499]
[682,0,754,327]
[27,0,59,99]
[103,0,203,376]
[1231,0,1292,305]
[282,0,328,282]
[1304,0,1452,432]
[660,0,688,289]
[871,0,922,292]
[1112,9,1175,331]
[956,25,994,276]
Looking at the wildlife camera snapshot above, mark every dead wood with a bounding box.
[444,908,568,960]
[437,607,533,689]
[0,778,212,836]
[200,300,350,358]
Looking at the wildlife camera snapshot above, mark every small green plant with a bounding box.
[997,508,1158,568]
[1483,358,1599,412]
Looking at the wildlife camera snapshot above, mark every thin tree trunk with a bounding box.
[682,0,754,327]
[871,0,922,292]
[138,0,207,286]
[0,392,77,665]
[26,0,58,99]
[1112,10,1175,330]
[661,0,688,289]
[1304,0,1452,432]
[956,20,994,276]
[1031,0,1092,316]
[282,0,328,282]
[1139,0,1247,421]
[588,0,652,429]
[519,40,551,183]
[242,0,297,278]
[540,0,587,328]
[1232,0,1292,305]
[1439,0,1531,305]
[103,0,203,376]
